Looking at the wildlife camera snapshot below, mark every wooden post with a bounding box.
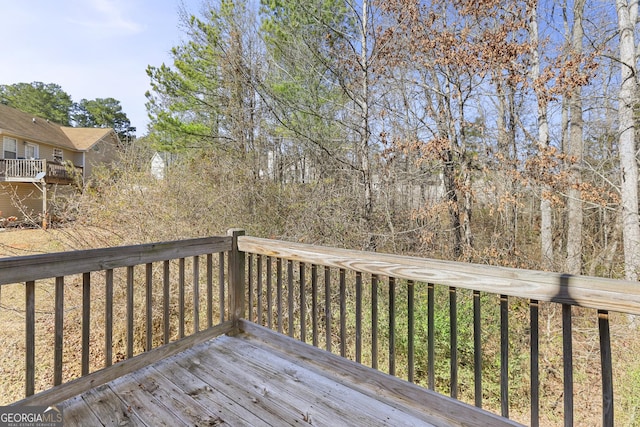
[228,229,245,335]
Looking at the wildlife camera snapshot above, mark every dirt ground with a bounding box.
[0,228,66,257]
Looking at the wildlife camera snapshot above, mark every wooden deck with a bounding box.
[59,321,520,427]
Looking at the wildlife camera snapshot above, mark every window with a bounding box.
[25,143,39,159]
[53,148,63,163]
[3,137,17,159]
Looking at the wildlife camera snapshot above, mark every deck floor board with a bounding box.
[59,324,522,427]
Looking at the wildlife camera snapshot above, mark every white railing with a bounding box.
[0,159,46,180]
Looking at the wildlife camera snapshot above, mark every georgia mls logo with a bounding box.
[0,405,63,427]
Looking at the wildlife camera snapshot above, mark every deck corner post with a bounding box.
[228,228,246,335]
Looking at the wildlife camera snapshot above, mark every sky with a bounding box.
[0,0,187,136]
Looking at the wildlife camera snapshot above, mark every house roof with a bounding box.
[60,127,115,151]
[0,103,119,151]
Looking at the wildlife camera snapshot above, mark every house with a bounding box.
[0,103,120,224]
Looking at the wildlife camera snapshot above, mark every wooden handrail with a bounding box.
[3,235,233,405]
[238,235,623,426]
[238,235,640,315]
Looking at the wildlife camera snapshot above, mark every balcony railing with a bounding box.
[0,159,82,183]
[2,230,638,425]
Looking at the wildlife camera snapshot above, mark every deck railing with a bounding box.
[238,235,640,427]
[2,230,639,426]
[0,159,82,183]
[0,232,238,407]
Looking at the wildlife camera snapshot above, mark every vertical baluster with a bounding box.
[428,282,435,390]
[82,273,91,375]
[127,266,134,358]
[256,254,262,326]
[25,280,35,397]
[193,256,200,333]
[219,252,225,322]
[473,290,482,408]
[325,266,332,353]
[179,258,185,338]
[598,309,613,427]
[54,276,64,385]
[288,260,294,337]
[340,269,347,358]
[408,281,415,383]
[105,271,113,367]
[449,286,457,398]
[163,261,170,344]
[312,264,318,347]
[355,272,362,364]
[500,294,509,418]
[267,256,273,329]
[247,254,253,323]
[300,263,306,342]
[276,257,282,333]
[389,276,396,376]
[206,255,212,329]
[371,275,378,370]
[530,299,539,426]
[562,303,573,427]
[146,263,153,350]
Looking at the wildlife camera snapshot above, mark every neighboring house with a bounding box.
[150,151,178,180]
[0,103,120,223]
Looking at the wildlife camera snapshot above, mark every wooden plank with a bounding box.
[13,321,234,407]
[154,362,260,426]
[206,335,435,427]
[0,236,231,285]
[299,262,306,342]
[59,395,104,426]
[71,385,145,426]
[238,236,640,314]
[127,366,230,426]
[108,369,189,426]
[172,343,300,426]
[240,320,524,427]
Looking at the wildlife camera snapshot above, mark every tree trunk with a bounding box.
[565,0,585,275]
[616,0,640,281]
[528,0,554,270]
